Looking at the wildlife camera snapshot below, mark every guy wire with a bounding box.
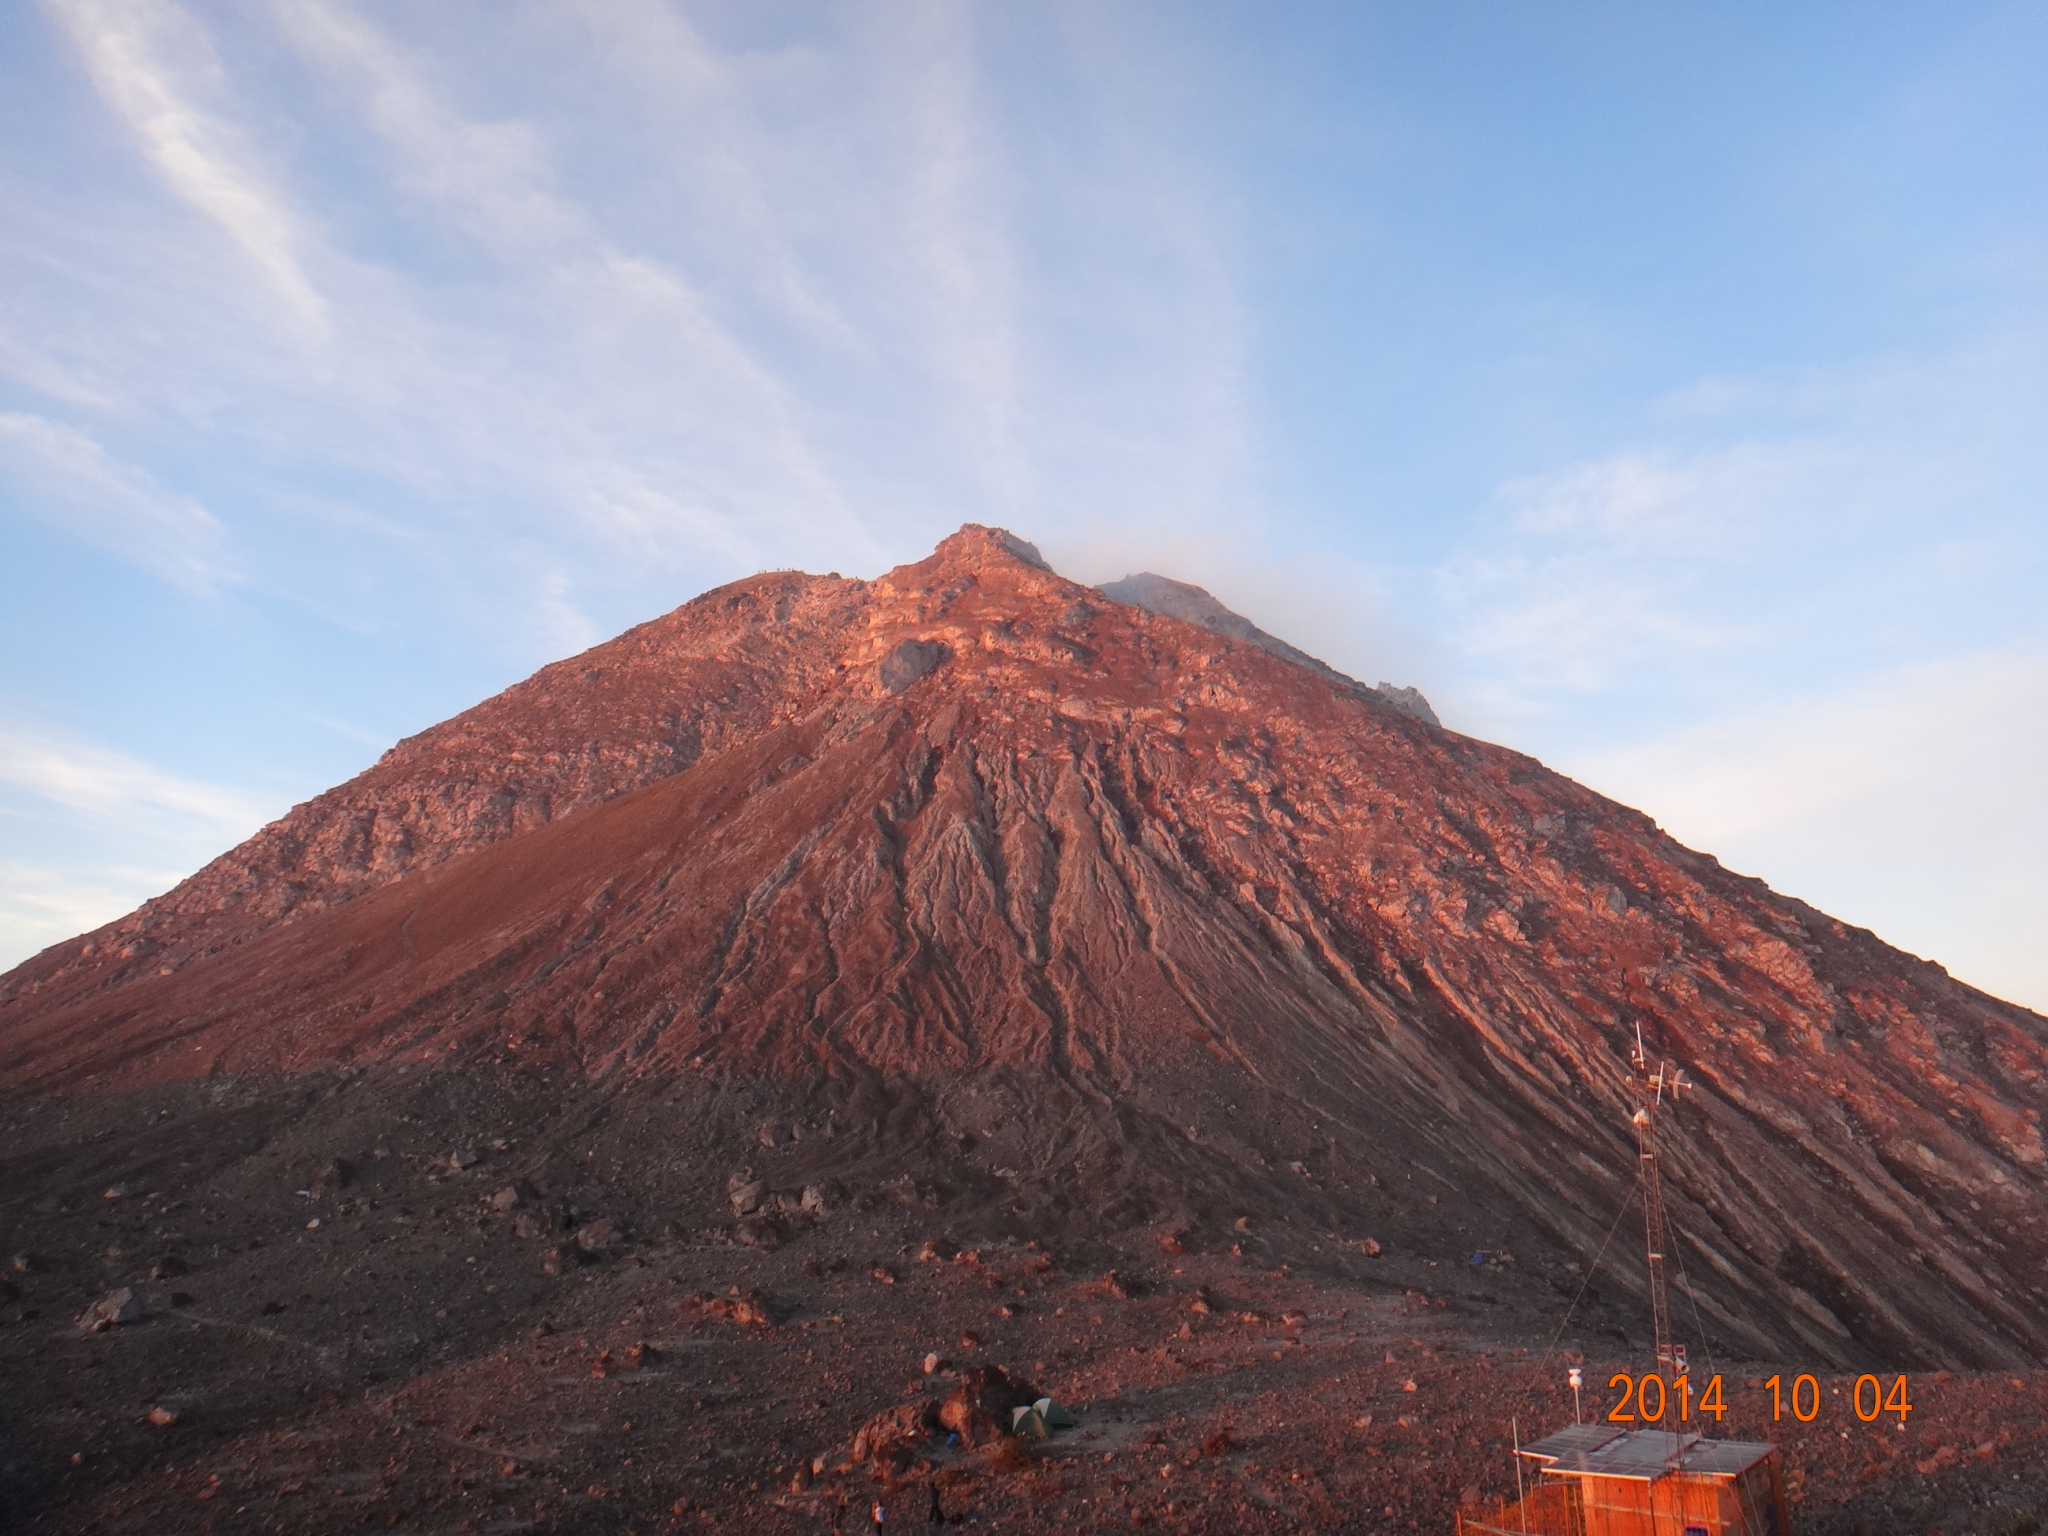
[1669,1211,1718,1382]
[1542,1164,1645,1365]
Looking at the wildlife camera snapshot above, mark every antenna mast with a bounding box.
[1630,1022,1691,1378]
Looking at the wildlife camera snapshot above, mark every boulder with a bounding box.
[82,1287,145,1330]
[937,1365,1039,1449]
[877,638,952,694]
[849,1399,938,1467]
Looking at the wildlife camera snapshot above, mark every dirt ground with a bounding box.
[4,1073,2044,1535]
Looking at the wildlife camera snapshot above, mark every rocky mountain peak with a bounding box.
[3,526,2045,1373]
[890,523,1052,585]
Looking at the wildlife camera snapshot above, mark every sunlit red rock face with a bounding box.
[3,526,2045,1366]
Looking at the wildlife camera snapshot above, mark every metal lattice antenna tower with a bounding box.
[1630,1021,1693,1377]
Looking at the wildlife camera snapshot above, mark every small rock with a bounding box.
[735,1216,784,1251]
[922,1352,950,1375]
[450,1148,481,1171]
[9,1253,37,1274]
[1360,1237,1382,1257]
[102,1184,128,1201]
[308,1158,353,1195]
[1403,1379,1418,1393]
[511,1211,549,1240]
[1158,1229,1186,1255]
[871,1265,897,1286]
[146,1407,179,1427]
[727,1175,767,1217]
[490,1186,522,1214]
[916,1237,956,1263]
[1189,1291,1212,1315]
[542,1243,578,1276]
[574,1219,619,1255]
[686,1290,772,1327]
[83,1288,146,1330]
[799,1183,833,1218]
[756,1123,782,1149]
[1281,1310,1307,1327]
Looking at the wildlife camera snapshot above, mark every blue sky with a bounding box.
[2,1,2043,1009]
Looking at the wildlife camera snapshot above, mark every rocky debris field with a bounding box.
[4,1073,2044,1535]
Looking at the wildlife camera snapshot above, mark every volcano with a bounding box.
[3,525,2047,1531]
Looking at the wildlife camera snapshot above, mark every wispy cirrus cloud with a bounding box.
[0,719,276,834]
[41,0,328,338]
[0,411,236,591]
[16,0,1247,614]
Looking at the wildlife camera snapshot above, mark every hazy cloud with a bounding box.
[0,719,284,968]
[1567,646,2048,1012]
[0,859,191,967]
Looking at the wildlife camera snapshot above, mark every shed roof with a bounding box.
[1519,1427,1777,1483]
